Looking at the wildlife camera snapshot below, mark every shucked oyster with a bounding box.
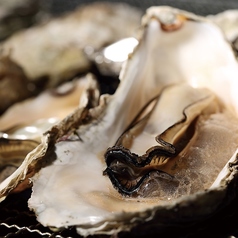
[0,2,142,87]
[0,75,98,133]
[0,74,99,186]
[1,6,238,237]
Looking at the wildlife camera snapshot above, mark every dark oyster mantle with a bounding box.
[104,85,218,197]
[0,74,100,198]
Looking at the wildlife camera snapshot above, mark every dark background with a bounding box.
[48,0,238,16]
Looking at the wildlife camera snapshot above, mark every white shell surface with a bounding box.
[208,9,238,41]
[3,6,238,237]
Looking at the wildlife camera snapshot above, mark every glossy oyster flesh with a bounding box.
[1,6,238,237]
[0,75,98,134]
[104,84,237,198]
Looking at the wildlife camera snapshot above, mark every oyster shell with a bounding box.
[1,5,238,237]
[0,2,142,87]
[208,10,238,56]
[0,74,99,188]
[0,0,50,41]
[208,9,238,42]
[0,75,98,133]
[0,55,39,115]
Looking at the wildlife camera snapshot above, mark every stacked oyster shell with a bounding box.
[1,5,238,237]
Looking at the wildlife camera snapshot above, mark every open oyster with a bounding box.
[1,6,238,237]
[0,74,99,186]
[0,2,142,87]
[0,55,39,115]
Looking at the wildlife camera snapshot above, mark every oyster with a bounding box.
[0,74,99,186]
[0,55,39,115]
[1,6,238,237]
[0,2,142,87]
[208,9,238,42]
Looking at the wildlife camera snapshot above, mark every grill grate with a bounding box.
[1,188,238,238]
[0,189,81,238]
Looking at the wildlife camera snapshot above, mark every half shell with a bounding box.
[0,73,99,192]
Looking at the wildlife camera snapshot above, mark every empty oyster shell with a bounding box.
[1,6,238,237]
[208,10,238,56]
[0,75,99,133]
[104,84,230,198]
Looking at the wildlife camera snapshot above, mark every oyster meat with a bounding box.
[208,9,238,55]
[1,6,238,237]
